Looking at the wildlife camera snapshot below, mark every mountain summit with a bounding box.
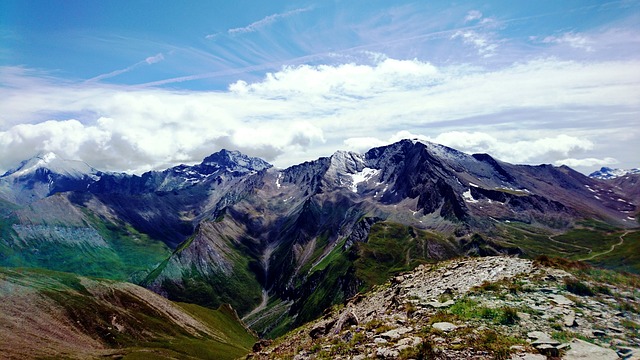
[2,151,99,179]
[589,166,640,180]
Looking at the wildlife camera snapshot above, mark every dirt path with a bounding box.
[546,234,592,254]
[491,218,592,254]
[580,231,630,261]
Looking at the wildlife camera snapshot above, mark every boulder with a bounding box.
[432,322,457,332]
[563,339,618,360]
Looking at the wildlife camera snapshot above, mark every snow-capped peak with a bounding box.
[589,167,640,180]
[2,152,99,179]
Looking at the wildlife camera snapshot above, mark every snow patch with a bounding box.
[463,189,478,203]
[349,168,380,193]
[276,173,282,189]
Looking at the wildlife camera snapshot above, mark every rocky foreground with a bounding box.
[248,256,640,359]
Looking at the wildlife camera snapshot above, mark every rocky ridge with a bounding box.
[249,256,639,359]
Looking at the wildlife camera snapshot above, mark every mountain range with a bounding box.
[0,140,638,342]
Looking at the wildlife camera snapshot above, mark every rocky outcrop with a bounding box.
[248,256,640,359]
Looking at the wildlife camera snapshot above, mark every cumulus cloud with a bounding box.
[228,8,310,35]
[345,131,596,165]
[1,56,638,173]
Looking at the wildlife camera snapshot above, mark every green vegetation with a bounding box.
[354,222,456,288]
[564,278,595,296]
[588,231,640,274]
[445,298,521,326]
[0,212,171,282]
[0,267,256,360]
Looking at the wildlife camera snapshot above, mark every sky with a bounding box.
[1,0,639,175]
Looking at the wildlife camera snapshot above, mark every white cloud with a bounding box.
[86,53,165,83]
[346,131,595,165]
[1,56,638,173]
[542,32,594,52]
[554,157,618,168]
[465,10,483,23]
[145,53,165,64]
[451,30,498,57]
[228,8,310,35]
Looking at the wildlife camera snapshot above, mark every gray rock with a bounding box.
[374,337,388,344]
[527,331,550,340]
[617,347,636,359]
[425,299,455,308]
[380,326,412,340]
[549,294,574,306]
[432,322,457,332]
[563,339,618,360]
[535,344,559,357]
[510,354,546,360]
[563,311,577,327]
[376,347,400,358]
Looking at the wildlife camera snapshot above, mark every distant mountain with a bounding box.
[589,166,640,180]
[0,141,638,338]
[0,152,102,204]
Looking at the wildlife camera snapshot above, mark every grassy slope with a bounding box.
[0,267,256,360]
[291,221,458,335]
[0,210,171,282]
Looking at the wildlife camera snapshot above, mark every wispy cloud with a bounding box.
[464,10,483,23]
[85,53,165,83]
[451,30,498,57]
[227,8,310,35]
[542,32,595,52]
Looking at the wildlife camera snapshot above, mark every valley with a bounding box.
[0,140,638,358]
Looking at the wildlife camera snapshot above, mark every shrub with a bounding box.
[564,279,595,296]
[499,307,520,325]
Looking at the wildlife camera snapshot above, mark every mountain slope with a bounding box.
[250,256,639,359]
[0,141,637,339]
[589,166,640,180]
[144,140,638,336]
[0,267,256,360]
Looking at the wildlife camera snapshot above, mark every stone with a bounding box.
[563,339,618,360]
[534,344,559,357]
[617,347,636,359]
[380,326,412,340]
[335,311,359,332]
[563,311,577,327]
[425,299,455,308]
[527,331,550,340]
[309,324,326,339]
[510,354,546,360]
[252,339,273,352]
[376,347,400,358]
[432,322,457,332]
[608,325,623,333]
[592,329,606,337]
[549,294,574,306]
[374,337,388,344]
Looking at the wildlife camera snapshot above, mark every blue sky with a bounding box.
[1,0,639,174]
